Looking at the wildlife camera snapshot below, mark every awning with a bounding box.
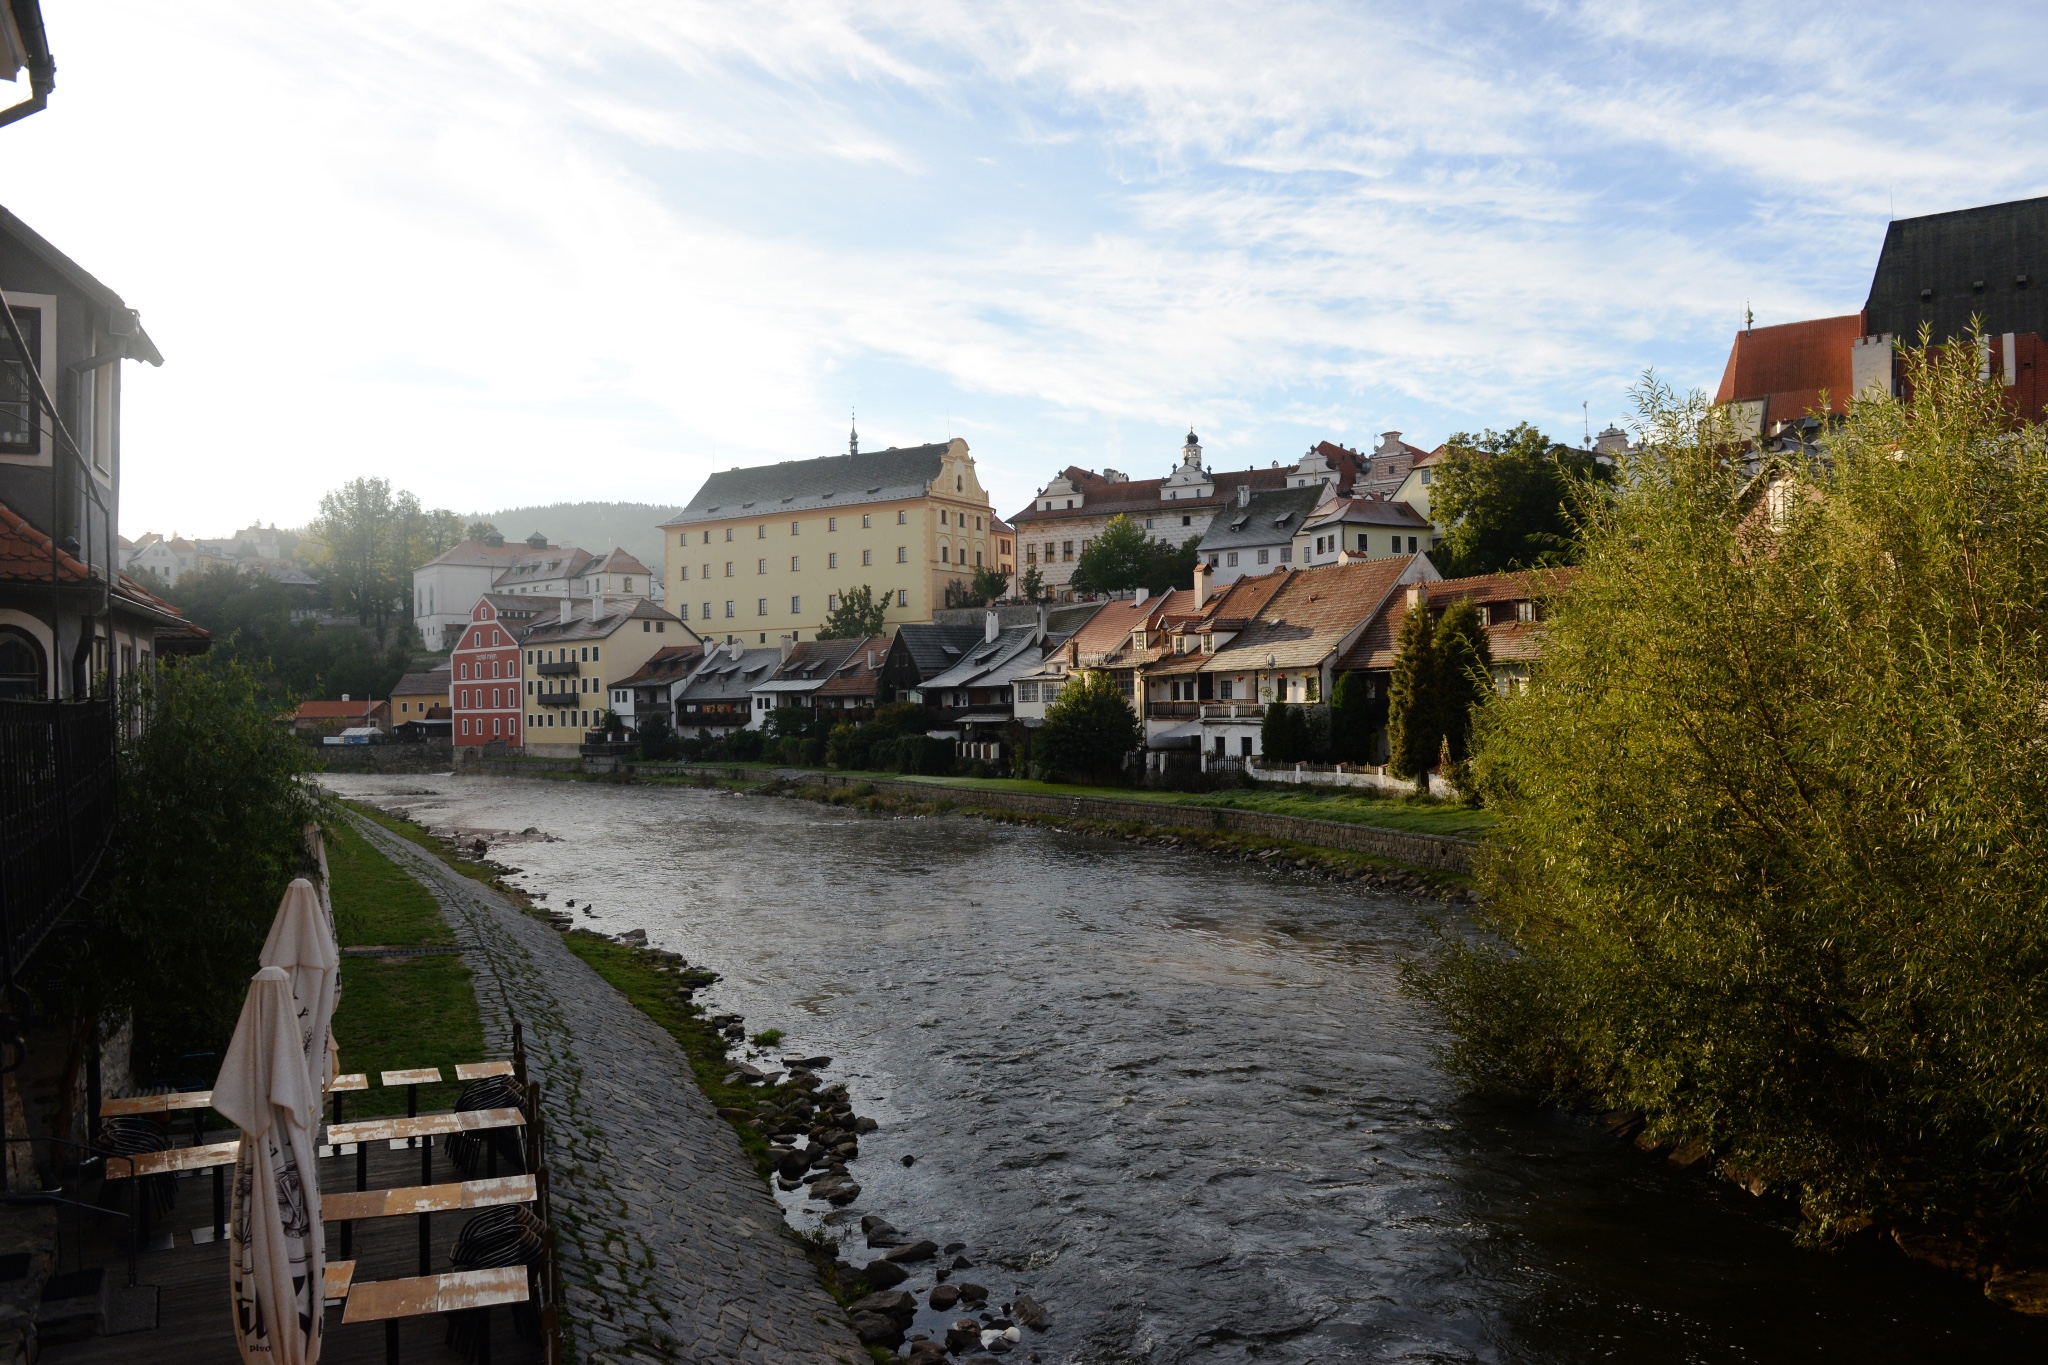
[1148,720,1203,742]
[751,679,825,694]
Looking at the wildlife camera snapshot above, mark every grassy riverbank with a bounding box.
[326,814,487,1116]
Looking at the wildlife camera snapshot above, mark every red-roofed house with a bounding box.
[285,696,391,736]
[1713,314,1871,439]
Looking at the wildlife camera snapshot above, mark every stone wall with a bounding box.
[311,741,456,774]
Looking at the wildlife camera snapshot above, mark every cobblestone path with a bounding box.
[350,814,865,1365]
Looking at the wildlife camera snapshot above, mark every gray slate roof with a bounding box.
[1196,485,1328,553]
[892,622,989,680]
[920,625,1047,692]
[676,647,784,703]
[1865,194,2048,345]
[392,670,450,696]
[520,596,684,648]
[663,444,950,526]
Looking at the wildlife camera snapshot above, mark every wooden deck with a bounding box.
[39,1131,543,1365]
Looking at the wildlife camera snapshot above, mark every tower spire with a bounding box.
[849,409,858,458]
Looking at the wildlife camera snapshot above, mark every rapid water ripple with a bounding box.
[322,774,2048,1363]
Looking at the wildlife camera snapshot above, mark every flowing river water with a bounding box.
[324,773,2047,1363]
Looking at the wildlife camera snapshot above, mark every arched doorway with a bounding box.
[0,626,48,699]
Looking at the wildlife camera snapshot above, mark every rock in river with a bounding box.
[859,1258,910,1289]
[883,1239,938,1264]
[1013,1294,1051,1330]
[928,1283,961,1311]
[945,1319,983,1353]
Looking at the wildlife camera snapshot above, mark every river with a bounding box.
[323,772,2048,1363]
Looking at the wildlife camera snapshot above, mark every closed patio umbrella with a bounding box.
[261,878,339,1091]
[214,966,325,1365]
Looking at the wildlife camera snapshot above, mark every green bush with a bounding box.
[1328,671,1374,764]
[1410,348,2048,1255]
[100,656,327,1074]
[889,734,954,776]
[723,728,765,761]
[1033,671,1141,782]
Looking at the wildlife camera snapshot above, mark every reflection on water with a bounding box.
[325,774,2048,1363]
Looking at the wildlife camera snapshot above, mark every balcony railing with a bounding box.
[536,692,582,707]
[1145,701,1265,721]
[0,699,116,990]
[535,660,579,676]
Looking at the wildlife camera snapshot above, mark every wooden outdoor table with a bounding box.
[99,1090,210,1117]
[379,1068,444,1088]
[324,1174,536,1275]
[106,1140,239,1249]
[342,1265,528,1365]
[327,1073,370,1159]
[326,1108,523,1147]
[325,1259,356,1305]
[322,1174,535,1222]
[454,1061,514,1081]
[327,1107,526,1193]
[331,1073,369,1092]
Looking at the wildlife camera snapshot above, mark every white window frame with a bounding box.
[0,293,57,467]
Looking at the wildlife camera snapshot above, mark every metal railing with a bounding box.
[0,699,116,992]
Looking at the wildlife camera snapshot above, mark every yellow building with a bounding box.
[659,437,999,645]
[518,596,697,756]
[390,668,450,723]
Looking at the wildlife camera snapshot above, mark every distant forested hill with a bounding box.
[469,501,674,569]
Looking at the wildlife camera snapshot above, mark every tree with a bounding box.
[1411,346,2048,1258]
[1259,700,1314,763]
[1019,565,1046,603]
[1428,423,1615,577]
[466,519,498,543]
[819,585,889,639]
[1033,670,1142,781]
[1070,515,1153,593]
[158,564,412,707]
[97,656,326,1073]
[967,564,1010,606]
[1144,536,1202,596]
[1385,598,1438,778]
[1432,598,1492,764]
[1328,671,1373,764]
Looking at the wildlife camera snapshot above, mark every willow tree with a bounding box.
[1412,342,2048,1257]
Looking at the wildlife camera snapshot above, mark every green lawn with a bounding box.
[836,770,1496,838]
[327,817,485,1117]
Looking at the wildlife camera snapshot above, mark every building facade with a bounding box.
[450,597,529,750]
[413,531,546,650]
[660,434,997,645]
[516,595,694,755]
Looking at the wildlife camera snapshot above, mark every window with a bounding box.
[1305,674,1320,702]
[702,602,711,619]
[828,593,839,611]
[1420,469,1432,486]
[1392,535,1402,552]
[940,510,948,526]
[757,598,767,616]
[1182,515,1192,526]
[459,663,469,680]
[975,551,983,566]
[1016,681,1037,703]
[493,717,502,736]
[1061,541,1073,562]
[462,719,470,736]
[790,596,801,614]
[1208,553,1219,567]
[941,545,949,563]
[896,547,907,563]
[725,601,735,618]
[724,561,734,577]
[680,566,689,581]
[1220,679,1233,699]
[791,520,800,535]
[757,525,767,539]
[828,517,837,531]
[1257,549,1269,565]
[526,680,534,695]
[1240,736,1253,757]
[861,549,872,566]
[725,527,734,541]
[976,516,983,531]
[592,646,599,661]
[1358,533,1369,552]
[1408,536,1418,553]
[863,513,872,528]
[897,510,906,524]
[1146,517,1155,529]
[1279,547,1292,563]
[1027,546,1037,565]
[896,589,908,607]
[0,302,46,457]
[1226,552,1239,567]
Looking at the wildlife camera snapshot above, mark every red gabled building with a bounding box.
[450,596,531,751]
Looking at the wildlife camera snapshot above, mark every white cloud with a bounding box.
[1,0,2040,536]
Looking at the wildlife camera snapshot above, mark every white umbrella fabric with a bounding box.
[214,966,325,1365]
[260,878,339,1092]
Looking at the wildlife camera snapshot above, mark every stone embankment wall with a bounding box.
[312,741,455,774]
[471,755,1477,872]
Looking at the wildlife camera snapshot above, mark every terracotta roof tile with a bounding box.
[1339,567,1575,671]
[0,498,92,584]
[1713,314,1865,417]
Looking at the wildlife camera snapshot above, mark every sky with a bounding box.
[6,1,2046,537]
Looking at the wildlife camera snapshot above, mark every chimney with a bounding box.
[984,610,999,643]
[780,633,794,663]
[1035,603,1047,643]
[1236,484,1250,508]
[560,597,572,625]
[591,592,605,623]
[1193,561,1211,607]
[1134,587,1149,606]
[866,648,876,669]
[340,693,350,702]
[1406,582,1429,609]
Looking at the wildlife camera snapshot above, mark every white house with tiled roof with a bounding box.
[413,530,550,650]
